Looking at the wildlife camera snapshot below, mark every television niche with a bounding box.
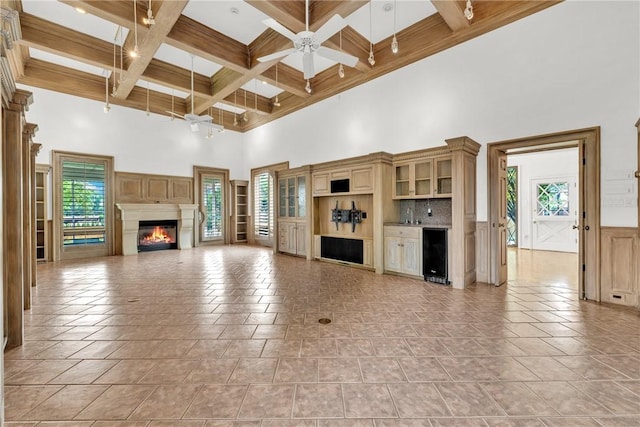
[331,200,366,232]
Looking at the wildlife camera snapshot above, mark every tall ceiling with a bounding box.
[4,0,560,132]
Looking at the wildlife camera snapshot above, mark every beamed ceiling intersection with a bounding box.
[5,0,560,132]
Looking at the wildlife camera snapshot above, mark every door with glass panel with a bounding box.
[531,177,578,253]
[199,173,225,243]
[53,152,113,260]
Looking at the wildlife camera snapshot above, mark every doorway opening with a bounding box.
[488,127,601,301]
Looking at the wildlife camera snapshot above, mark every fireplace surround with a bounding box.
[116,203,198,255]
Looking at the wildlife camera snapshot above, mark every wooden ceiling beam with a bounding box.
[19,12,115,71]
[222,90,273,116]
[259,63,309,98]
[310,0,368,29]
[112,0,188,99]
[167,15,249,71]
[431,0,470,32]
[245,0,306,33]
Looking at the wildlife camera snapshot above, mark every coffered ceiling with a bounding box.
[4,0,560,132]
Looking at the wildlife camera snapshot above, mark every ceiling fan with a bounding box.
[167,56,224,133]
[257,0,359,80]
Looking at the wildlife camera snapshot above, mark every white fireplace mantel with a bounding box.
[115,203,198,255]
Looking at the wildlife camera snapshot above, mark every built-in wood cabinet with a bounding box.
[35,164,50,262]
[231,180,248,243]
[392,155,452,199]
[383,226,422,277]
[277,166,311,257]
[312,165,374,196]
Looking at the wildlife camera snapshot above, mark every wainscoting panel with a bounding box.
[600,227,639,307]
[115,172,194,204]
[475,222,489,283]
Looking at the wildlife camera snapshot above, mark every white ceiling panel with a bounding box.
[182,0,270,45]
[154,44,223,77]
[29,48,107,76]
[22,0,127,44]
[137,79,190,99]
[240,79,284,99]
[346,0,437,44]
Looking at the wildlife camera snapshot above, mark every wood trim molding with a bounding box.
[636,118,639,230]
[600,227,639,307]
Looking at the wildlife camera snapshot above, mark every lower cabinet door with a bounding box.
[295,224,307,256]
[403,238,422,277]
[384,237,403,273]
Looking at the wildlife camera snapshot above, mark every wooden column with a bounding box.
[31,144,42,285]
[22,124,38,309]
[3,89,33,349]
[446,136,481,289]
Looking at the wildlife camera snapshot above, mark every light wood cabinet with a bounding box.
[393,159,433,199]
[230,180,248,243]
[351,167,374,193]
[35,164,50,262]
[279,221,307,256]
[311,166,374,196]
[279,174,306,219]
[392,156,452,199]
[383,226,422,277]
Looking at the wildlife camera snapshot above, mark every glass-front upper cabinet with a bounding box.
[278,174,307,218]
[297,176,306,218]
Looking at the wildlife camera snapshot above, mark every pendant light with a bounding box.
[254,80,258,113]
[103,72,110,113]
[118,25,124,84]
[206,107,214,139]
[338,31,345,78]
[143,0,155,26]
[273,63,281,107]
[233,90,239,126]
[130,0,140,58]
[305,79,311,94]
[464,0,474,20]
[368,1,375,66]
[391,0,398,54]
[111,27,118,95]
[242,89,248,122]
[218,107,225,133]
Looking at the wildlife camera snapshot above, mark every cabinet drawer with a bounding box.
[383,226,421,239]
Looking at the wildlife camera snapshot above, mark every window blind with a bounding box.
[61,160,106,246]
[254,172,273,238]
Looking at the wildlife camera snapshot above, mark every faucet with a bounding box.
[406,207,414,224]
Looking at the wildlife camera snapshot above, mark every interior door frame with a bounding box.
[193,165,230,246]
[488,127,600,301]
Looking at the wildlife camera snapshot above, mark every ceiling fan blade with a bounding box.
[262,18,298,42]
[257,48,297,63]
[313,14,347,44]
[316,46,359,67]
[185,113,213,123]
[303,51,315,80]
[165,111,185,119]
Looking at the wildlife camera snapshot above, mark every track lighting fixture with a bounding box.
[143,0,155,26]
[464,0,474,20]
[130,0,140,58]
[391,0,398,54]
[368,2,375,66]
[305,79,312,94]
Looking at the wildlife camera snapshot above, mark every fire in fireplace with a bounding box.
[138,220,178,252]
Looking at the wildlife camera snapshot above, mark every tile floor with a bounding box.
[4,245,640,426]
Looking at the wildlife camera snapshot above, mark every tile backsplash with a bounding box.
[399,198,452,226]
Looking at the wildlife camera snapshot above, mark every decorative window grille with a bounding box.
[536,182,570,216]
[506,166,518,246]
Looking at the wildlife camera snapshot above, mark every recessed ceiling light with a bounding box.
[230,7,239,15]
[74,7,86,14]
[383,3,393,12]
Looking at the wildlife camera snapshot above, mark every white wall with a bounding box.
[23,88,247,180]
[244,1,639,227]
[508,148,579,250]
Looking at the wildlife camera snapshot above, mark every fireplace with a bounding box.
[138,220,178,252]
[115,203,198,256]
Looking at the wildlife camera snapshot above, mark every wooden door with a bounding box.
[497,152,508,285]
[531,177,578,253]
[200,173,225,243]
